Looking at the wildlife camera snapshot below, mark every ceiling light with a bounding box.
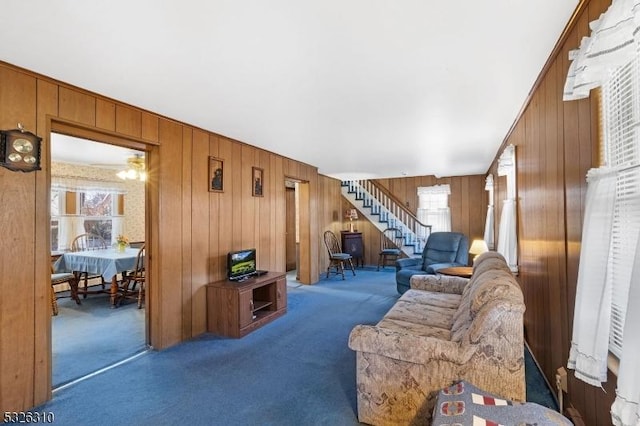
[117,154,146,181]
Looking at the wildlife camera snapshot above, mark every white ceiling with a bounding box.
[1,1,578,179]
[51,133,142,168]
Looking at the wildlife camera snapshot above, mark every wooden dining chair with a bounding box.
[377,227,403,271]
[71,233,108,297]
[117,244,146,308]
[323,230,356,280]
[51,265,81,316]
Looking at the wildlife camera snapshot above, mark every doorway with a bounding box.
[50,131,149,388]
[285,178,312,283]
[285,180,297,273]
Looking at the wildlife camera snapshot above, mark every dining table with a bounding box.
[53,247,141,307]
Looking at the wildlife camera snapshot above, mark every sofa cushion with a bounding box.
[400,288,462,309]
[383,299,456,330]
[469,270,523,318]
[378,289,462,340]
[448,253,518,342]
[377,317,452,339]
[450,297,472,343]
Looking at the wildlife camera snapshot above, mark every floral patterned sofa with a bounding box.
[348,251,526,425]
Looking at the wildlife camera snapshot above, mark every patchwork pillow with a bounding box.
[432,380,571,426]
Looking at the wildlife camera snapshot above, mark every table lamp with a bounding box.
[469,239,489,261]
[345,209,358,232]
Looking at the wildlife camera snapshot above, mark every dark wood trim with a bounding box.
[50,116,156,149]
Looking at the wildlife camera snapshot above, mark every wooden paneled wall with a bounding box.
[316,175,346,272]
[375,175,487,242]
[0,62,326,411]
[487,0,616,424]
[373,175,487,263]
[1,1,619,420]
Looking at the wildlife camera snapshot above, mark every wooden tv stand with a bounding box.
[206,271,287,338]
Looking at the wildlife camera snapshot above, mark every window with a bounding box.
[602,56,640,358]
[417,184,451,233]
[80,190,114,243]
[483,174,495,250]
[50,190,61,252]
[80,191,113,216]
[562,3,640,421]
[50,188,120,252]
[497,145,517,272]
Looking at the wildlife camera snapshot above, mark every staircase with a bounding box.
[341,180,431,257]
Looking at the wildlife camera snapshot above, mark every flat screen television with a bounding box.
[227,248,257,281]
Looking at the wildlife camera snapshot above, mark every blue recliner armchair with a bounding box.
[395,232,469,294]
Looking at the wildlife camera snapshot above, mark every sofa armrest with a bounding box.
[396,257,422,271]
[348,325,475,365]
[410,274,469,294]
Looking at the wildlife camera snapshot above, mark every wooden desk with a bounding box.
[437,266,473,278]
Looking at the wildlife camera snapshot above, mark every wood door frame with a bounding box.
[285,185,297,272]
[47,118,156,378]
[285,177,311,284]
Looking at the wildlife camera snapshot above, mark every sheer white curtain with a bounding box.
[497,145,517,272]
[51,176,126,194]
[51,175,126,250]
[111,216,125,246]
[564,0,640,101]
[57,215,86,251]
[563,2,640,422]
[484,174,495,250]
[417,185,451,233]
[612,234,640,425]
[567,168,617,387]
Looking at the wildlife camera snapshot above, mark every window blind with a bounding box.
[602,55,640,358]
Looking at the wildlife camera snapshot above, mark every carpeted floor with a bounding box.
[53,291,146,387]
[44,267,556,425]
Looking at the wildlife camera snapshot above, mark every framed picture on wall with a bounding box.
[209,157,224,192]
[252,167,264,197]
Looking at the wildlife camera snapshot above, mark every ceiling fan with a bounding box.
[115,154,146,181]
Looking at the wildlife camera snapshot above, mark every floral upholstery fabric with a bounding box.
[410,273,469,294]
[348,252,526,425]
[377,290,461,340]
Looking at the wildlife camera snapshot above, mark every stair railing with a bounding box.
[346,180,432,252]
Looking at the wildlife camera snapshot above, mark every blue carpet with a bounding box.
[525,343,559,411]
[52,290,146,387]
[40,268,556,425]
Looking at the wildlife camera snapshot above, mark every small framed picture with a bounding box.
[252,167,264,197]
[209,157,224,192]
